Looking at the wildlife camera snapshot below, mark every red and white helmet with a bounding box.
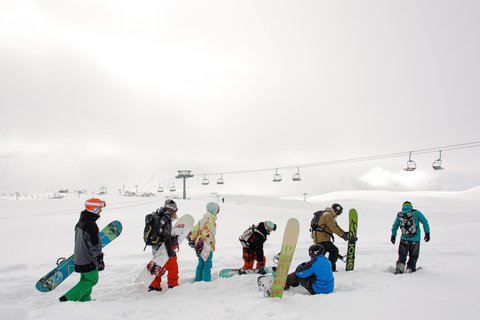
[85,198,106,214]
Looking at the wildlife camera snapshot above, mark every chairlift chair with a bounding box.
[169,184,176,192]
[404,152,416,171]
[157,184,164,193]
[292,167,301,181]
[272,168,282,182]
[217,174,224,185]
[202,175,210,185]
[432,151,444,170]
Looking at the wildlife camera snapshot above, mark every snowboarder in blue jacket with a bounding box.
[391,201,430,274]
[285,244,334,294]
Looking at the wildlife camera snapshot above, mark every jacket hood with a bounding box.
[79,210,100,222]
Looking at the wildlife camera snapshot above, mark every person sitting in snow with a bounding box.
[148,199,179,292]
[239,221,276,274]
[59,198,106,302]
[312,203,349,272]
[391,201,430,274]
[285,243,334,294]
[188,202,220,282]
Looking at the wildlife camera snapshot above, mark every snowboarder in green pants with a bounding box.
[59,198,106,302]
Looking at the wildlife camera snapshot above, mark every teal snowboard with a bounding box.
[268,218,300,298]
[346,208,358,271]
[219,267,276,278]
[35,220,123,292]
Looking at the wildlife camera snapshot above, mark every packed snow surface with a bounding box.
[1,188,479,320]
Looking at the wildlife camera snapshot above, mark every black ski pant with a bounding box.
[397,239,420,271]
[285,272,316,295]
[318,241,339,272]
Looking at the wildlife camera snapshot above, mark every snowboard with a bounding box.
[268,218,300,298]
[219,267,276,278]
[345,208,358,271]
[35,220,123,293]
[135,214,194,289]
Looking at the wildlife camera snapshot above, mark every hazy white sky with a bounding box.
[1,0,479,195]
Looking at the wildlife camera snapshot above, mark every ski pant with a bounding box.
[64,270,98,302]
[397,239,420,271]
[317,241,339,272]
[195,251,213,282]
[242,247,266,269]
[150,255,179,289]
[285,272,316,295]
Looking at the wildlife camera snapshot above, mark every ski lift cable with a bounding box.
[195,141,480,176]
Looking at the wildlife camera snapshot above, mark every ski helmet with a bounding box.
[164,199,178,212]
[206,202,220,215]
[85,198,106,214]
[264,221,277,233]
[308,244,324,258]
[332,203,343,215]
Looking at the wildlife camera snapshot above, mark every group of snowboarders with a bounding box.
[59,197,430,302]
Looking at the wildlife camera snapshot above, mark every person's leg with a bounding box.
[202,252,213,282]
[165,255,179,287]
[64,270,98,301]
[406,241,420,271]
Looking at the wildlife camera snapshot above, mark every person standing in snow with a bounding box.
[188,202,220,282]
[148,199,179,291]
[59,198,106,302]
[391,201,430,274]
[239,221,276,274]
[312,203,349,272]
[285,243,334,294]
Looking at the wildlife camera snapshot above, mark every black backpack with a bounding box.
[143,212,163,248]
[310,210,326,233]
[398,210,417,237]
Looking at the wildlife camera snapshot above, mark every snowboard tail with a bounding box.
[35,220,123,292]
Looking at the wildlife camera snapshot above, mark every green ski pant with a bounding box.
[64,270,99,302]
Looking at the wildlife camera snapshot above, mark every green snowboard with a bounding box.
[269,218,300,298]
[346,209,358,271]
[35,220,122,292]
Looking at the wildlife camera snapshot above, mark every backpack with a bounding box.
[310,210,326,234]
[239,225,263,248]
[143,212,162,248]
[398,210,417,237]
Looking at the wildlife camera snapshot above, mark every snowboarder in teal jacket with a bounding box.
[391,201,430,274]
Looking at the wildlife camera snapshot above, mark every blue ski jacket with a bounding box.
[295,255,334,294]
[391,209,430,242]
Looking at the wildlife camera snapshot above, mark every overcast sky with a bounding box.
[1,0,479,196]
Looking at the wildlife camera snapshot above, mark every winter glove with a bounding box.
[188,239,196,248]
[390,236,396,244]
[258,263,267,275]
[95,253,105,271]
[424,233,430,242]
[341,232,349,241]
[194,239,204,256]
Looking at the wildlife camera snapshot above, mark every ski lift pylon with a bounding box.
[272,168,282,182]
[404,151,417,171]
[202,175,210,185]
[217,174,224,185]
[432,150,444,170]
[292,167,301,181]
